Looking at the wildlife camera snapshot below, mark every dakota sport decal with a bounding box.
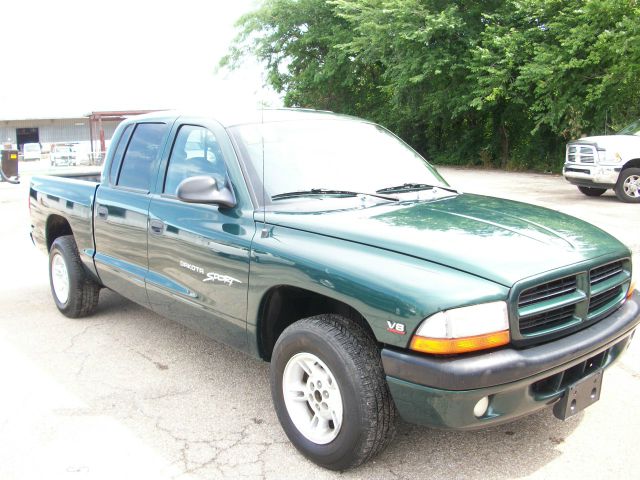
[179,261,242,286]
[203,272,242,287]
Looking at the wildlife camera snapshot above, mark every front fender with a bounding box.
[247,223,508,356]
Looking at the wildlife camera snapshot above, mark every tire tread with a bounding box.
[50,235,100,318]
[614,167,640,203]
[274,314,397,469]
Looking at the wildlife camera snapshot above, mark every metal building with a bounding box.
[0,110,158,155]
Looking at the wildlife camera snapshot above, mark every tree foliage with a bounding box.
[222,0,640,171]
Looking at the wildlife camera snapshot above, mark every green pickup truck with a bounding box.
[29,109,639,470]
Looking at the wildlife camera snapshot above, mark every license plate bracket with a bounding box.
[553,369,603,420]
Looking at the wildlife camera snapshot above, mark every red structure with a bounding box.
[88,110,160,160]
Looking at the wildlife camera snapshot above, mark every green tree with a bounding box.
[469,0,640,168]
[221,0,387,117]
[223,0,640,172]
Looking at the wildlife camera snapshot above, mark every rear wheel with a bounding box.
[614,168,640,203]
[49,235,100,318]
[270,315,397,470]
[577,186,607,197]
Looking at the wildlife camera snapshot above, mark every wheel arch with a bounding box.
[45,214,73,251]
[256,284,377,361]
[615,163,640,202]
[622,158,640,170]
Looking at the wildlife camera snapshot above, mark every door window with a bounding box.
[164,125,227,195]
[117,123,166,191]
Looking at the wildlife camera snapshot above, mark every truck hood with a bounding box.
[265,194,629,287]
[572,135,640,150]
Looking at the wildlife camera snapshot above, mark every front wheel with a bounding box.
[49,235,100,318]
[577,186,607,197]
[270,315,397,470]
[614,168,640,203]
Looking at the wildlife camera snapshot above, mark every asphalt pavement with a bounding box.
[0,163,638,480]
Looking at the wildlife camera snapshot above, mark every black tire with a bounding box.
[270,314,397,470]
[577,186,607,197]
[614,168,640,203]
[49,235,100,318]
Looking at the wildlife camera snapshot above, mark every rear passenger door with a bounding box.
[93,121,171,306]
[146,119,255,350]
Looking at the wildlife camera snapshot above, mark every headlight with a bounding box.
[409,301,510,355]
[603,150,622,163]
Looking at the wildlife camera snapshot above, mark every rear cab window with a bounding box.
[108,124,133,185]
[116,123,167,191]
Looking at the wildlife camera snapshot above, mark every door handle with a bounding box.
[149,219,165,235]
[96,205,108,219]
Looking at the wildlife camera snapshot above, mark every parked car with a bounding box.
[22,142,42,161]
[29,110,639,470]
[563,119,640,203]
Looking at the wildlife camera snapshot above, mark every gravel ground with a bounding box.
[0,164,638,480]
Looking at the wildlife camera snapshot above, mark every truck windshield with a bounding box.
[617,119,640,136]
[230,119,448,203]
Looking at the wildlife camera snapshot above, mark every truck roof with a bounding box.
[127,108,362,128]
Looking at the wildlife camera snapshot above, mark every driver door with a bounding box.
[146,121,255,350]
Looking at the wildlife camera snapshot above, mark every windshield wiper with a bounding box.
[271,188,398,202]
[376,183,458,194]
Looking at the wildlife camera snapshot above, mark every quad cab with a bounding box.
[30,110,640,470]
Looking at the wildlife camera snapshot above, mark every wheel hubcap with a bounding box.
[623,175,640,198]
[51,253,70,304]
[282,352,343,444]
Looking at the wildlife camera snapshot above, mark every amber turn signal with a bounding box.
[628,281,636,299]
[410,330,510,355]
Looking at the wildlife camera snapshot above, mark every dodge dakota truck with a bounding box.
[30,109,639,470]
[563,119,640,202]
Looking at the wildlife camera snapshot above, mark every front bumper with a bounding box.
[382,291,640,430]
[563,163,621,187]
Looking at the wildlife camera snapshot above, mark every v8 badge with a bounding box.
[386,321,406,335]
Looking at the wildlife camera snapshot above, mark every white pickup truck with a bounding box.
[49,143,76,167]
[563,119,640,203]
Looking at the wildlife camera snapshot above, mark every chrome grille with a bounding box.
[515,259,631,341]
[567,144,597,164]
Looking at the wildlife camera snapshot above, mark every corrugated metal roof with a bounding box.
[0,113,89,121]
[0,106,160,121]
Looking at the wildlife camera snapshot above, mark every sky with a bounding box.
[0,0,280,119]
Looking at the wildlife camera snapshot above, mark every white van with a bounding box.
[22,143,42,161]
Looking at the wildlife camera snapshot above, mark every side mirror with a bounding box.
[176,175,236,208]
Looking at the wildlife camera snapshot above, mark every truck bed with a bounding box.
[39,167,102,182]
[30,174,100,275]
